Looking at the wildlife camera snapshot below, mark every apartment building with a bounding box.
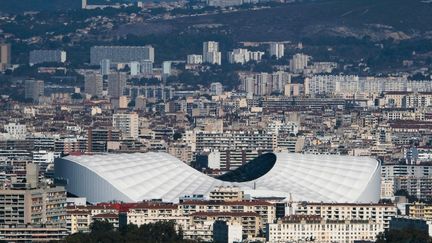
[108,72,127,98]
[305,75,432,97]
[203,41,221,65]
[0,43,11,71]
[382,164,432,178]
[407,202,432,220]
[112,113,139,139]
[395,176,432,201]
[187,54,203,65]
[266,215,382,243]
[209,187,244,202]
[87,127,121,152]
[90,45,154,65]
[269,43,284,59]
[29,50,66,66]
[24,80,44,101]
[0,186,67,227]
[66,209,91,234]
[195,130,274,152]
[0,225,68,242]
[191,212,260,238]
[66,205,119,234]
[293,202,396,229]
[84,72,103,97]
[127,203,189,228]
[239,71,291,96]
[179,200,276,228]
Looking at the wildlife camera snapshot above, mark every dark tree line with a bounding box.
[62,220,197,243]
[376,228,432,243]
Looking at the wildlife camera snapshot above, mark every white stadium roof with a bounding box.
[55,152,380,203]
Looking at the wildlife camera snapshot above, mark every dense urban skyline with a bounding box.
[1,0,432,242]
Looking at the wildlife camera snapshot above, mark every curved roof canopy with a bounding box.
[55,152,380,203]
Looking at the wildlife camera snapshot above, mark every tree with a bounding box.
[173,132,183,141]
[90,220,114,233]
[63,220,196,243]
[376,228,432,243]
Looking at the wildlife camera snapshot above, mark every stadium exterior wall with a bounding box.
[54,152,381,204]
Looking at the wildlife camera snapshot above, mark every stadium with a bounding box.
[54,152,381,203]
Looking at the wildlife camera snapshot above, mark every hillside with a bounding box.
[118,0,432,42]
[0,0,80,13]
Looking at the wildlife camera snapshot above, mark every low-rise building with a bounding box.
[191,212,260,238]
[266,215,382,243]
[127,202,188,228]
[293,202,396,229]
[407,202,432,220]
[0,225,68,242]
[209,186,244,202]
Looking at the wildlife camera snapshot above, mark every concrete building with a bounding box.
[289,53,310,73]
[100,59,110,75]
[66,205,119,234]
[293,202,396,229]
[210,82,223,96]
[67,209,91,234]
[24,80,44,101]
[3,122,27,140]
[0,225,68,242]
[29,50,66,66]
[90,46,154,65]
[203,41,222,65]
[32,150,55,174]
[127,85,174,102]
[84,72,103,97]
[284,83,303,97]
[127,203,188,227]
[227,48,250,64]
[407,202,432,220]
[0,186,67,227]
[382,91,432,108]
[249,51,265,62]
[267,215,382,243]
[87,127,121,152]
[0,43,11,71]
[305,75,432,97]
[209,187,244,202]
[162,61,172,77]
[108,72,127,98]
[269,43,284,59]
[208,0,243,7]
[195,130,274,152]
[395,176,432,201]
[239,71,291,96]
[382,164,432,178]
[112,113,139,139]
[140,60,153,77]
[187,54,203,65]
[130,61,140,76]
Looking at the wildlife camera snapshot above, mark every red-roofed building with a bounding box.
[126,202,189,228]
[179,200,275,228]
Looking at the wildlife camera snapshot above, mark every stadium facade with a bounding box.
[54,152,380,203]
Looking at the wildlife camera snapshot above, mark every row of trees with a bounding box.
[64,220,196,243]
[376,228,432,243]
